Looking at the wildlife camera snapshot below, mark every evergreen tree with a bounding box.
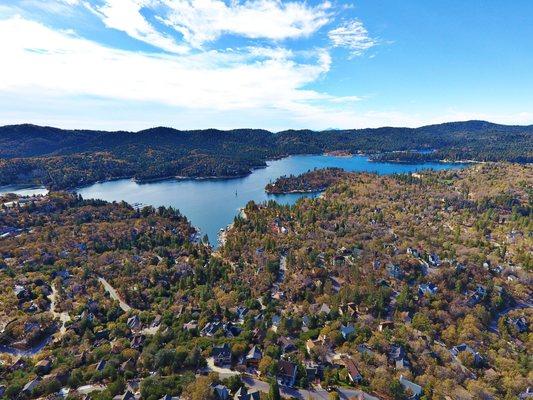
[269,380,281,400]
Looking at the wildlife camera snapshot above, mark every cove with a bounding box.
[76,155,466,247]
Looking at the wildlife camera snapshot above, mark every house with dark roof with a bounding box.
[159,395,180,400]
[212,384,230,400]
[22,377,41,396]
[519,387,533,399]
[406,247,420,258]
[233,387,260,400]
[338,302,357,319]
[277,360,298,387]
[127,315,141,331]
[428,253,441,266]
[509,316,528,333]
[35,358,52,375]
[95,359,107,371]
[201,321,222,337]
[113,390,137,400]
[379,320,394,332]
[245,346,262,366]
[389,344,410,370]
[340,324,355,340]
[277,336,297,353]
[418,283,438,297]
[399,375,423,399]
[213,343,232,366]
[387,264,404,279]
[451,343,484,366]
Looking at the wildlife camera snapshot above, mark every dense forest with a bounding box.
[0,121,531,189]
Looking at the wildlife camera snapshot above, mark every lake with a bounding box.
[76,154,465,247]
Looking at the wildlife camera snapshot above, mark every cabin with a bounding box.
[183,320,198,331]
[319,303,331,315]
[131,334,145,349]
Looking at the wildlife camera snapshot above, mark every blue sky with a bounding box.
[0,0,532,130]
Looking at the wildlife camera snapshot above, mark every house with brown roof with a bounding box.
[343,358,362,384]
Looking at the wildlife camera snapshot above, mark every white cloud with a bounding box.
[0,16,331,111]
[86,0,189,53]
[328,19,377,56]
[87,0,332,51]
[158,0,332,47]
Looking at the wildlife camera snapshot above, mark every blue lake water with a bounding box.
[76,155,465,247]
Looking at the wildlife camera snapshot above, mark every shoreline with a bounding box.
[2,153,477,194]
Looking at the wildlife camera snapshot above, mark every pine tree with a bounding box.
[269,379,281,400]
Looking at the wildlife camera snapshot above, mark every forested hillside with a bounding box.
[0,121,531,189]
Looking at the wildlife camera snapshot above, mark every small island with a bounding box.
[265,167,350,194]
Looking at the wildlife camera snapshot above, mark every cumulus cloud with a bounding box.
[328,19,377,56]
[0,16,332,111]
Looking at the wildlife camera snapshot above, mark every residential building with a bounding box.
[277,360,298,387]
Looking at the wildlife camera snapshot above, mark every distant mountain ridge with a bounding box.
[1,120,531,159]
[0,120,531,189]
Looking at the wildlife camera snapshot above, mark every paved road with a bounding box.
[98,277,132,312]
[243,376,379,400]
[206,357,241,379]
